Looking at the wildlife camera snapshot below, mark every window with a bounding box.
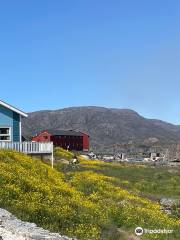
[0,127,11,141]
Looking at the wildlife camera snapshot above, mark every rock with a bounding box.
[160,198,176,207]
[0,208,76,240]
[160,198,179,215]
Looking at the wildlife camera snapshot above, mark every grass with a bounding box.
[0,149,179,240]
[54,147,74,160]
[58,159,180,200]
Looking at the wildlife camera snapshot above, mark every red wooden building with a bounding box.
[32,129,89,152]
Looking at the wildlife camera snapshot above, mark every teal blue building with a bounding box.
[0,100,28,142]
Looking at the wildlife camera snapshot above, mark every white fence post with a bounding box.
[0,141,54,155]
[51,143,54,169]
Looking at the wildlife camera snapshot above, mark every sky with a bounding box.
[0,0,180,124]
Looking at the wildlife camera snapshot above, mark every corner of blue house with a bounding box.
[0,100,28,142]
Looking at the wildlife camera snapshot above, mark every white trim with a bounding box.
[0,126,11,141]
[0,100,28,118]
[19,115,22,142]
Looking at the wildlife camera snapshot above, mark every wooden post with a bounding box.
[51,143,54,169]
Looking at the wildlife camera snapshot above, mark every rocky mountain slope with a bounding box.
[22,106,180,151]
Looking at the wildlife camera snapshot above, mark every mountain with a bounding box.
[22,106,180,152]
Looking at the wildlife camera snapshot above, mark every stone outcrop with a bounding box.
[0,208,76,240]
[160,198,179,215]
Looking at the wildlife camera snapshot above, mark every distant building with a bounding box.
[79,131,89,152]
[32,129,89,152]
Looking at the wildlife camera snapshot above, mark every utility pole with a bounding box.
[51,142,54,169]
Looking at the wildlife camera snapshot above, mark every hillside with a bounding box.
[0,150,179,240]
[22,106,180,151]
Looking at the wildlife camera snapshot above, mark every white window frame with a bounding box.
[0,127,11,141]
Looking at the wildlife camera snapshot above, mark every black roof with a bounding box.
[48,129,83,136]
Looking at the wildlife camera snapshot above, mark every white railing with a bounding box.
[0,141,53,154]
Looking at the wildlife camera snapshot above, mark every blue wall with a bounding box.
[13,112,20,141]
[0,105,20,141]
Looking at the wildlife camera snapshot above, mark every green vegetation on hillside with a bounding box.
[58,159,180,200]
[54,147,74,160]
[0,150,179,240]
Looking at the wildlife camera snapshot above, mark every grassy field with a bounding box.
[58,159,180,200]
[54,147,74,160]
[0,149,179,240]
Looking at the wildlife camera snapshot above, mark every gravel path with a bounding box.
[0,208,75,240]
